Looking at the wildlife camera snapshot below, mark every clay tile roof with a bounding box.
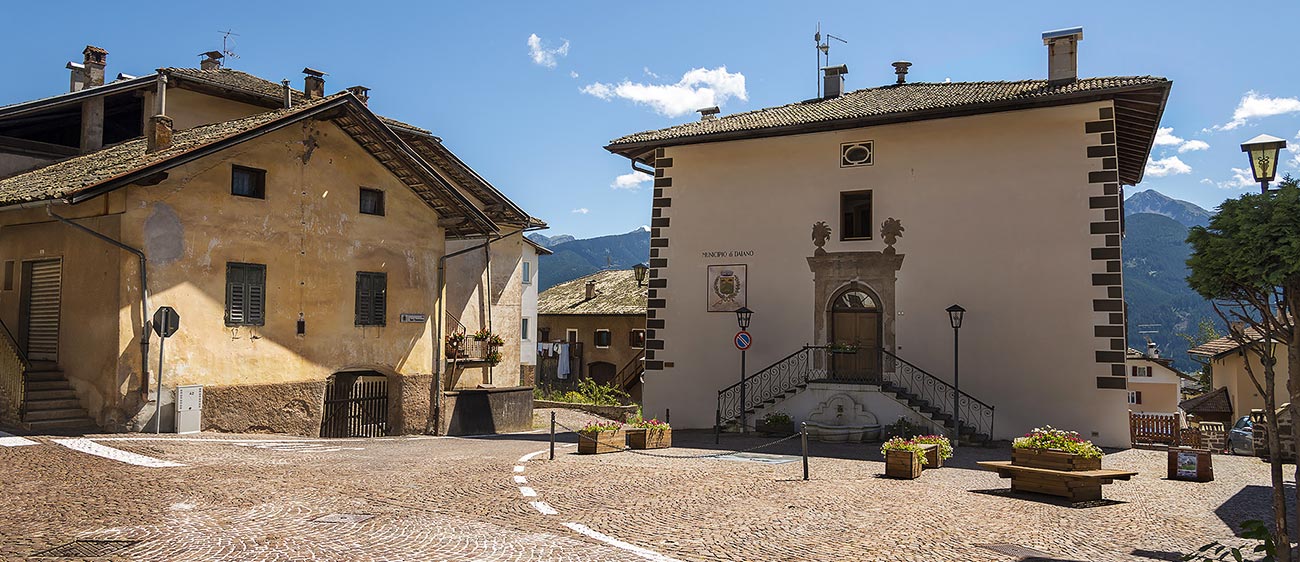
[0,94,344,205]
[1180,387,1233,414]
[1188,328,1265,358]
[538,270,648,316]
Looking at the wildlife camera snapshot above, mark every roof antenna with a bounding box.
[218,29,241,61]
[814,23,848,98]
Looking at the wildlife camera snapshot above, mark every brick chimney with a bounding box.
[821,64,847,99]
[585,280,596,300]
[303,67,326,99]
[345,86,370,106]
[199,51,224,71]
[1042,27,1083,87]
[82,46,107,88]
[147,115,174,153]
[891,61,912,84]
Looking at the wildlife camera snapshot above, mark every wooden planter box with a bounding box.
[578,429,626,454]
[1012,448,1101,471]
[884,449,923,479]
[919,444,944,469]
[755,420,796,436]
[626,428,672,449]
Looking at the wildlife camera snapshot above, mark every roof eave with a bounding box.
[605,81,1173,186]
[0,74,158,120]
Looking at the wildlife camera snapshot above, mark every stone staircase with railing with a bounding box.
[716,345,995,445]
[22,361,97,432]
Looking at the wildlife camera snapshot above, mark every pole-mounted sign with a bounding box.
[151,306,180,434]
[734,331,752,351]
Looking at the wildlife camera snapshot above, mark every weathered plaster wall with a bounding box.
[537,314,645,379]
[112,119,444,433]
[643,102,1135,446]
[162,88,268,131]
[0,153,58,179]
[439,386,533,435]
[0,201,125,425]
[445,231,527,388]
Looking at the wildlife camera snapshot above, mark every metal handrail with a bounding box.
[718,346,821,396]
[0,317,29,369]
[613,349,645,391]
[879,348,993,412]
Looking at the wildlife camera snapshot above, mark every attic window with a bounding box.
[840,141,874,167]
[231,165,266,199]
[359,188,385,216]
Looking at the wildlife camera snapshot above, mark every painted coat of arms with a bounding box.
[707,264,747,312]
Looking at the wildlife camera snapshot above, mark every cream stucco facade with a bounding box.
[1209,347,1291,418]
[1125,354,1183,415]
[638,102,1137,446]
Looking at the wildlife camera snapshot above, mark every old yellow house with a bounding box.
[603,28,1169,446]
[0,48,542,436]
[1187,329,1289,423]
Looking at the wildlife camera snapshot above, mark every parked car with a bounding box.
[1228,415,1254,455]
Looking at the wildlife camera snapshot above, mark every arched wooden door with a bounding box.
[829,288,881,383]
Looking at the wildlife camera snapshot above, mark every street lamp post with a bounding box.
[736,306,753,434]
[946,304,965,446]
[1240,134,1288,193]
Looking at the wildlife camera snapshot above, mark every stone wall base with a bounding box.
[1252,405,1298,462]
[203,380,327,436]
[440,386,533,435]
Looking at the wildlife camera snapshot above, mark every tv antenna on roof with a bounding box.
[218,29,241,60]
[814,23,848,98]
[1137,323,1161,335]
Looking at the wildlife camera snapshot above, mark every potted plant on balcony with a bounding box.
[1011,426,1103,470]
[828,342,860,354]
[881,437,927,479]
[626,414,671,449]
[912,435,953,469]
[577,420,625,454]
[472,328,492,341]
[756,411,796,436]
[445,333,467,358]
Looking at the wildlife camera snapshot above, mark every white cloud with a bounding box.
[569,71,579,79]
[1215,91,1300,130]
[1145,155,1192,177]
[527,34,569,69]
[571,208,589,214]
[580,66,748,118]
[1287,145,1300,169]
[1200,178,1214,185]
[1156,127,1210,153]
[611,172,652,190]
[1217,167,1257,189]
[643,67,659,79]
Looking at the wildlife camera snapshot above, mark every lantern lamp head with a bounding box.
[1241,134,1288,187]
[632,263,649,286]
[946,304,966,330]
[735,306,754,330]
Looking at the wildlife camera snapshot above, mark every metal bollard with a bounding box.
[549,411,556,460]
[801,422,809,481]
[666,409,670,424]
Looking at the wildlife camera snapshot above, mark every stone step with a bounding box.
[25,380,71,391]
[23,407,89,422]
[24,388,76,401]
[24,398,83,411]
[23,370,66,382]
[25,417,97,432]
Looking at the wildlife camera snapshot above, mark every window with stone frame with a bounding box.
[594,329,612,348]
[629,329,646,348]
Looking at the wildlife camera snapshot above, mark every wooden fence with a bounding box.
[1130,412,1182,447]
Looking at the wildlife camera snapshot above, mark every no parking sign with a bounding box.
[734,331,752,350]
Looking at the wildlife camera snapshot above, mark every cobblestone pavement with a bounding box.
[0,418,1290,561]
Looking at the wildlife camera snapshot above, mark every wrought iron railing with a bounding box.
[716,345,995,441]
[0,317,28,423]
[717,346,829,428]
[880,348,995,440]
[613,349,645,391]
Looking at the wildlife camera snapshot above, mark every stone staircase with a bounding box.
[717,346,994,446]
[22,361,96,432]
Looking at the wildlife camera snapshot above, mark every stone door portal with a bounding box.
[829,289,881,382]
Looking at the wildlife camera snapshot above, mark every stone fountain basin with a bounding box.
[806,423,881,443]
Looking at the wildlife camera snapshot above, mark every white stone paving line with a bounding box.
[0,431,38,447]
[513,475,527,484]
[562,523,685,562]
[54,438,184,468]
[530,501,559,515]
[519,486,538,497]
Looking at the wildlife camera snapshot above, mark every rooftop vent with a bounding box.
[303,67,327,100]
[821,64,848,99]
[345,86,370,106]
[199,51,224,71]
[891,61,912,84]
[1042,27,1083,87]
[697,106,720,121]
[1146,341,1159,359]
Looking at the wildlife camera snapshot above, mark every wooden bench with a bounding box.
[977,461,1137,502]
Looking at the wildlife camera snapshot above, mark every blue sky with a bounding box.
[3,1,1298,238]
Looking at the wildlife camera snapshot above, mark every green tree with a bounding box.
[1187,174,1300,559]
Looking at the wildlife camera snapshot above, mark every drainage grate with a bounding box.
[311,513,374,524]
[978,543,1055,558]
[35,539,140,558]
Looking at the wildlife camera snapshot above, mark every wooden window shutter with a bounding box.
[226,263,266,326]
[226,264,245,325]
[247,265,266,325]
[355,272,386,326]
[1135,391,1142,404]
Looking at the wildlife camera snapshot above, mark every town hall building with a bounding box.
[604,28,1169,446]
